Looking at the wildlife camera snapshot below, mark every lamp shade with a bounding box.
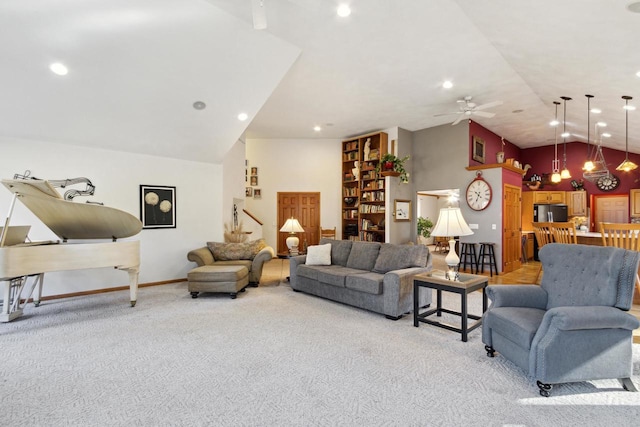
[280,218,304,233]
[430,207,473,237]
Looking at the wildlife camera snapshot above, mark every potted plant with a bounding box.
[417,216,434,245]
[376,153,410,183]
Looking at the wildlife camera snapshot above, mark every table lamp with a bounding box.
[430,207,474,280]
[280,217,305,255]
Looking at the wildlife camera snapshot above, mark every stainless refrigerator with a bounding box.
[533,204,568,260]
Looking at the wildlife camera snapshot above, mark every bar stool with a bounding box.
[478,242,498,277]
[520,234,528,264]
[458,242,478,274]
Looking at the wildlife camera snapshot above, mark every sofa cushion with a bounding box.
[345,272,384,295]
[206,239,266,261]
[373,243,428,273]
[346,241,381,271]
[304,265,364,288]
[306,243,332,266]
[320,238,352,266]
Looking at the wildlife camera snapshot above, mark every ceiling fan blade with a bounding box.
[433,112,462,117]
[451,115,466,126]
[474,100,503,111]
[471,111,495,118]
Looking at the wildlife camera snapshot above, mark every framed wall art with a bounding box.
[140,185,176,229]
[393,199,411,222]
[254,188,262,199]
[246,187,253,197]
[472,136,485,164]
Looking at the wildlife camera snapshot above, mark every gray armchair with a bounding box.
[482,243,640,396]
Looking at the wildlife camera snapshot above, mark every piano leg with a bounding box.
[124,266,139,307]
[1,278,23,322]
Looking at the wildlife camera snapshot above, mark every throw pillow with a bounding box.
[207,241,252,261]
[305,243,332,266]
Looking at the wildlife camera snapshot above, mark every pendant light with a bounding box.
[560,96,572,179]
[583,94,595,171]
[616,95,638,172]
[550,101,561,183]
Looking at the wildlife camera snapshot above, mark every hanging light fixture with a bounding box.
[560,96,572,179]
[583,95,595,171]
[550,101,562,183]
[616,95,638,172]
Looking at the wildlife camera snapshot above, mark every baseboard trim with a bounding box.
[23,278,187,304]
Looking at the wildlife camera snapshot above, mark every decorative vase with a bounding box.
[383,161,394,171]
[496,151,505,164]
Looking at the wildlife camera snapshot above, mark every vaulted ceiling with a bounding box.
[2,0,640,163]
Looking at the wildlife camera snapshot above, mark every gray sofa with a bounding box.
[289,239,432,319]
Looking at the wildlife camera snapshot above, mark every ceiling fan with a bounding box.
[434,96,503,126]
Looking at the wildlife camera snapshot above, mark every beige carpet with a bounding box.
[1,257,638,426]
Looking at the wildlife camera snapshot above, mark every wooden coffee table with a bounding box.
[413,270,488,342]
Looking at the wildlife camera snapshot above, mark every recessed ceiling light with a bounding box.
[442,80,453,89]
[49,62,68,76]
[623,104,636,111]
[193,101,206,110]
[596,121,607,127]
[561,132,570,138]
[337,4,351,17]
[313,126,321,132]
[238,113,248,121]
[636,71,640,78]
[627,2,640,13]
[590,108,601,114]
[602,132,611,138]
[549,119,559,126]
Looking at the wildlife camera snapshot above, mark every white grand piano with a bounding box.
[0,177,142,322]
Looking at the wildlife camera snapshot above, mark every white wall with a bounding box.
[245,138,342,250]
[0,137,223,296]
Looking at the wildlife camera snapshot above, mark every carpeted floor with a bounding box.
[1,260,639,426]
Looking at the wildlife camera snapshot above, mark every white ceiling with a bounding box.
[2,0,640,163]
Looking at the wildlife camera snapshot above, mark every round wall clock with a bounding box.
[466,172,492,211]
[596,174,620,192]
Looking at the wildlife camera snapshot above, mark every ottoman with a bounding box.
[188,265,249,299]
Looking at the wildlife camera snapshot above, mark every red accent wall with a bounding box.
[520,142,640,196]
[469,120,521,166]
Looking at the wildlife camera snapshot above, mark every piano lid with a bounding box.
[2,179,142,240]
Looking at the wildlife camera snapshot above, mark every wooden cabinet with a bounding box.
[341,131,388,240]
[631,189,640,217]
[567,191,587,216]
[522,232,534,261]
[532,190,565,204]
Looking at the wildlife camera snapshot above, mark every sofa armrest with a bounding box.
[485,285,548,309]
[288,255,307,288]
[250,246,275,283]
[541,306,640,332]
[382,267,432,315]
[187,246,214,266]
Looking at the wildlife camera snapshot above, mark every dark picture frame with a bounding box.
[140,185,176,229]
[472,136,485,164]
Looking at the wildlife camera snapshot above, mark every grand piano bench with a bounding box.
[188,265,249,299]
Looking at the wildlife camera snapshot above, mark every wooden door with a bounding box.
[631,189,640,217]
[277,192,320,253]
[503,184,522,273]
[593,195,628,227]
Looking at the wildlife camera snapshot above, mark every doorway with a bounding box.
[277,192,320,254]
[592,195,629,229]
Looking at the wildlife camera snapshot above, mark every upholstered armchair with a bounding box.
[482,243,640,396]
[187,240,274,286]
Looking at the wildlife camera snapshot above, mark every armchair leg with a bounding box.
[485,345,495,357]
[536,380,553,397]
[620,378,638,392]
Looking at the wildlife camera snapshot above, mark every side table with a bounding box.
[277,252,305,282]
[413,270,488,342]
